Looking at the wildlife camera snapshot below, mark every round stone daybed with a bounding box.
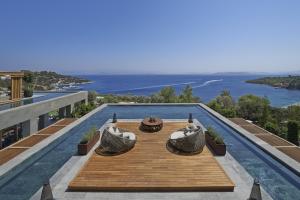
[167,124,205,155]
[95,126,136,156]
[140,117,163,132]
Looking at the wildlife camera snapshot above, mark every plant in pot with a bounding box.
[205,127,226,156]
[78,126,100,155]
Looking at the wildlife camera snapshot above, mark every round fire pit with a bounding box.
[140,117,163,132]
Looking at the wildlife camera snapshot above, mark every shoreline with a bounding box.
[282,102,300,108]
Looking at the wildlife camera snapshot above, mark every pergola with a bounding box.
[0,71,24,100]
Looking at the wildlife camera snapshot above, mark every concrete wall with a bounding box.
[0,91,88,133]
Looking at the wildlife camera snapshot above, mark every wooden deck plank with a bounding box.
[0,147,28,165]
[276,147,300,162]
[255,134,294,147]
[69,122,234,192]
[55,118,76,126]
[0,118,75,165]
[229,118,253,126]
[12,134,50,147]
[239,125,270,134]
[37,126,64,135]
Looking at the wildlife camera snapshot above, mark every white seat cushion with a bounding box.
[170,131,185,139]
[186,124,197,130]
[108,126,122,136]
[185,131,194,136]
[122,132,136,140]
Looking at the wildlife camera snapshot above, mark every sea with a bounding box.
[76,74,300,108]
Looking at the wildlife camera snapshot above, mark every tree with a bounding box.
[216,90,235,108]
[158,86,177,103]
[287,105,300,122]
[88,91,98,105]
[23,71,33,84]
[265,122,280,135]
[287,120,299,145]
[150,93,164,103]
[178,85,200,103]
[72,103,96,118]
[237,95,270,125]
[207,90,236,117]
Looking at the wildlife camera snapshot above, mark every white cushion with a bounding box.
[122,132,136,140]
[185,131,194,136]
[186,124,197,130]
[170,131,185,139]
[108,126,122,136]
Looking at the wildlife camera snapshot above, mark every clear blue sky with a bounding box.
[0,0,300,74]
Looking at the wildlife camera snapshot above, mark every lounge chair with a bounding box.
[168,124,205,154]
[96,126,136,155]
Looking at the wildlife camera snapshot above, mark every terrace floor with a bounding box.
[68,121,234,192]
[229,118,300,162]
[0,118,76,165]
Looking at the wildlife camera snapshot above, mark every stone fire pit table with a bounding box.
[140,117,163,132]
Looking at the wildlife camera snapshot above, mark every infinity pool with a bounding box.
[0,105,299,200]
[0,92,71,112]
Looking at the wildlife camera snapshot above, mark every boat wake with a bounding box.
[192,79,223,88]
[109,81,196,92]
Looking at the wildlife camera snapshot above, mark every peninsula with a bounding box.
[246,75,300,90]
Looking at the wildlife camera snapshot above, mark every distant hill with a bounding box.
[246,76,300,90]
[0,70,90,91]
[21,70,90,91]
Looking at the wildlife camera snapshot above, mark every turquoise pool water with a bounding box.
[0,105,299,200]
[0,92,71,112]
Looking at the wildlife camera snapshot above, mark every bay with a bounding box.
[77,75,300,107]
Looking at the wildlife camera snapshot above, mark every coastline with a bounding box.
[282,102,300,108]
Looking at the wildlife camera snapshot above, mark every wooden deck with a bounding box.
[229,118,300,162]
[0,147,28,165]
[0,118,76,165]
[69,122,234,192]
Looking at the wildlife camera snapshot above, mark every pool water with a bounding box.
[0,92,71,112]
[0,105,299,200]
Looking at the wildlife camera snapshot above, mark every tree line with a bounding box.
[207,90,300,145]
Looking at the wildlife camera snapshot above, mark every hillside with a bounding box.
[23,70,90,91]
[246,76,300,90]
[0,70,90,91]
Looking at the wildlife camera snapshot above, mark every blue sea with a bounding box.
[77,75,300,107]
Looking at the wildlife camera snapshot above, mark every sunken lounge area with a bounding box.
[68,120,234,192]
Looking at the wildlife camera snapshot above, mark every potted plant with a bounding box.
[78,126,100,155]
[205,127,226,156]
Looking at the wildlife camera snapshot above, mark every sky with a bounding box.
[0,0,300,74]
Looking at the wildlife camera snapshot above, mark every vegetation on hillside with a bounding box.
[21,70,90,91]
[97,85,200,104]
[71,86,199,118]
[246,76,300,90]
[207,90,300,144]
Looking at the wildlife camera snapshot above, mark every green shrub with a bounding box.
[287,120,299,145]
[72,103,96,118]
[265,122,280,135]
[214,136,224,145]
[80,126,98,144]
[23,87,33,97]
[206,126,225,145]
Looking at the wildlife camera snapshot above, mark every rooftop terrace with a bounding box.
[0,104,299,200]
